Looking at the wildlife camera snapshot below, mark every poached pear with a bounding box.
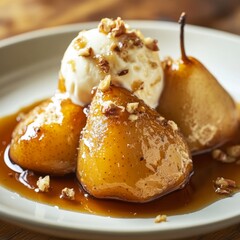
[77,80,192,202]
[10,92,86,175]
[157,13,239,153]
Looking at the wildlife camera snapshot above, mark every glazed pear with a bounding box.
[10,92,86,175]
[157,13,239,153]
[77,82,193,202]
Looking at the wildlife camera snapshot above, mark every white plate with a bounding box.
[0,21,240,240]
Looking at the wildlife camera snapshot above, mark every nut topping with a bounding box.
[126,102,139,114]
[213,177,237,195]
[98,17,126,37]
[73,36,87,50]
[36,175,50,192]
[168,120,178,131]
[97,56,110,73]
[99,75,111,92]
[61,187,75,200]
[101,101,125,116]
[154,214,167,223]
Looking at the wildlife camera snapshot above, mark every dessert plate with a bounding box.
[0,21,240,240]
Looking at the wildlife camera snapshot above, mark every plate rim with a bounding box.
[0,20,239,48]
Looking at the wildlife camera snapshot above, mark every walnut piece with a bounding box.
[154,214,167,223]
[118,32,143,50]
[98,75,111,92]
[97,56,110,73]
[61,187,75,200]
[168,120,178,131]
[213,177,237,195]
[126,102,139,114]
[215,177,237,188]
[102,101,125,116]
[98,17,126,37]
[36,175,50,192]
[157,116,165,122]
[73,36,87,50]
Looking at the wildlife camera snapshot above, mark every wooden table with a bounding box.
[0,0,240,239]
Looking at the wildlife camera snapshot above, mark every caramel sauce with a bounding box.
[0,103,240,218]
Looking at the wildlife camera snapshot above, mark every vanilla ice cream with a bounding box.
[60,17,164,108]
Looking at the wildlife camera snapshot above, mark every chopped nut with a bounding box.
[110,42,120,52]
[73,36,87,50]
[144,37,159,51]
[154,214,167,223]
[112,19,126,37]
[97,56,110,73]
[213,177,237,195]
[98,18,116,34]
[118,32,143,49]
[211,149,236,163]
[102,101,125,116]
[214,177,237,188]
[126,102,139,114]
[157,116,165,122]
[79,47,93,57]
[215,187,232,195]
[128,114,138,122]
[168,120,178,131]
[226,145,240,158]
[36,175,50,192]
[118,69,129,76]
[67,60,76,72]
[98,75,111,92]
[98,17,126,37]
[61,188,75,200]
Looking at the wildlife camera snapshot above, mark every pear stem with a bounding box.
[178,12,190,63]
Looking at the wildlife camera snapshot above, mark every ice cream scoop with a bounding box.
[60,17,164,108]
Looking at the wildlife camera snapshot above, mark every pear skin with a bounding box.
[157,13,239,153]
[10,92,86,175]
[77,85,192,202]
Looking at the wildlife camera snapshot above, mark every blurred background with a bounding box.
[0,0,239,39]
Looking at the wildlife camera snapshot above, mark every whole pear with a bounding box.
[157,13,239,154]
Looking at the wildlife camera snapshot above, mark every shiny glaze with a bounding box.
[0,103,240,217]
[9,93,86,175]
[78,86,193,202]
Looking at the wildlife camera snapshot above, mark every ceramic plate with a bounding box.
[0,21,240,240]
